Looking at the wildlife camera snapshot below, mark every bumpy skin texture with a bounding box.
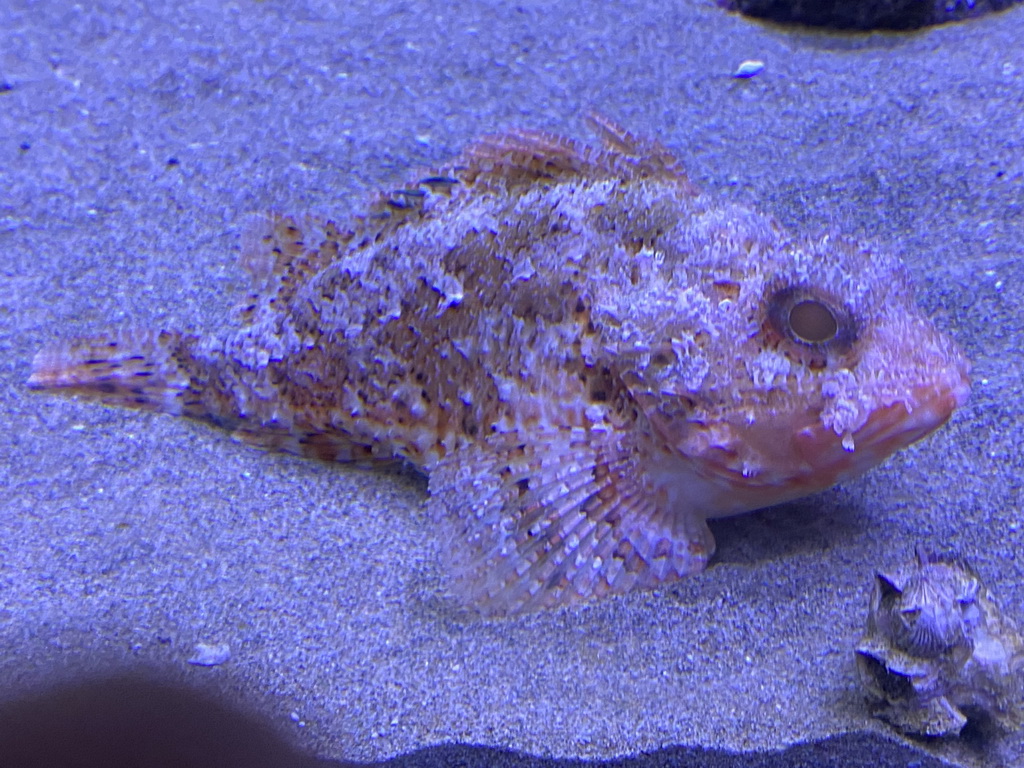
[29,116,970,615]
[856,549,1024,736]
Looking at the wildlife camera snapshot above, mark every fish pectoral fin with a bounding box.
[427,428,714,616]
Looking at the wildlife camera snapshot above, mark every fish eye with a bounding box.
[765,285,856,366]
[789,300,838,344]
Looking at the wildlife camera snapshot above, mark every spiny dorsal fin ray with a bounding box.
[584,111,688,180]
[428,427,714,615]
[452,113,693,193]
[236,115,693,322]
[238,189,436,319]
[585,111,644,155]
[458,129,591,187]
[236,212,352,322]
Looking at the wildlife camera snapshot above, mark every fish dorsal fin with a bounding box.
[458,129,594,188]
[236,212,352,322]
[454,113,694,193]
[584,111,687,180]
[240,212,349,288]
[234,116,692,322]
[428,427,714,616]
[238,181,441,313]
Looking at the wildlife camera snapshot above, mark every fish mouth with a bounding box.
[793,375,970,490]
[692,372,970,516]
[832,377,970,474]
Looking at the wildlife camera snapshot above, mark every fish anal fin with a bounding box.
[230,422,398,467]
[428,428,714,616]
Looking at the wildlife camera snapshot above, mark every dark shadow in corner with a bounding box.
[717,0,1021,30]
[0,673,337,768]
[0,673,952,768]
[368,735,949,767]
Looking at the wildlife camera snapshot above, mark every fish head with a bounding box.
[604,219,970,518]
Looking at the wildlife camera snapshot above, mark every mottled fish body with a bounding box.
[29,116,970,615]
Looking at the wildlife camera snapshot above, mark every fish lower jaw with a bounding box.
[667,380,967,520]
[844,378,968,465]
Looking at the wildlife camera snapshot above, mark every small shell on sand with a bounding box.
[856,548,1024,737]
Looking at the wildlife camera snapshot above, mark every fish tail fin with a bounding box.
[28,329,208,418]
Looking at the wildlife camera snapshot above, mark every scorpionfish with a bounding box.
[29,116,971,615]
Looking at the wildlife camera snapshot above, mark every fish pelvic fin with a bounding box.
[428,427,715,616]
[28,329,207,418]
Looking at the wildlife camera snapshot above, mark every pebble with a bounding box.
[187,642,232,666]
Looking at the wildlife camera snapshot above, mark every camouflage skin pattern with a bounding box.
[29,116,970,615]
[856,549,1024,736]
